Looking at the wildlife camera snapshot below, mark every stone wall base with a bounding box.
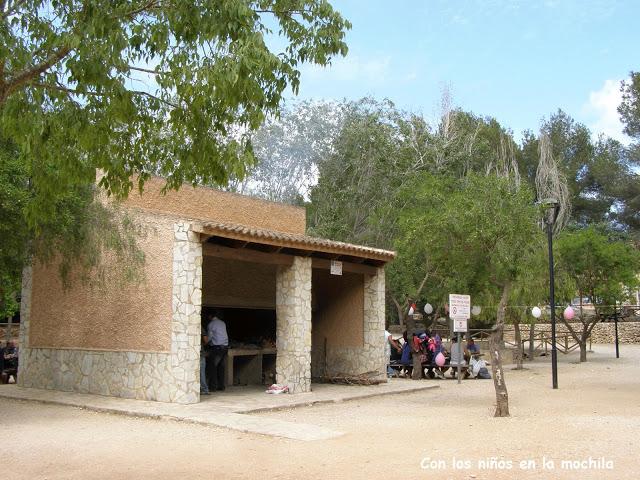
[18,348,199,404]
[311,346,386,382]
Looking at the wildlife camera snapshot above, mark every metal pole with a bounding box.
[614,303,619,359]
[547,221,558,389]
[457,332,461,384]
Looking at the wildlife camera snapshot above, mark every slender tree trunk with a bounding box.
[579,341,587,362]
[579,329,588,362]
[490,282,511,417]
[391,296,405,327]
[405,313,422,380]
[528,323,535,361]
[5,316,12,343]
[513,319,523,370]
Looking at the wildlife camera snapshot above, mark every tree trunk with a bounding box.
[4,316,13,345]
[405,313,422,380]
[513,319,523,370]
[391,296,405,327]
[490,282,511,417]
[579,333,588,362]
[528,323,535,361]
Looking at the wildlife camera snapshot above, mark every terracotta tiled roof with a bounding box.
[194,221,396,263]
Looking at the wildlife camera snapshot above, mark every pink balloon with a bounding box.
[435,352,446,367]
[563,306,575,320]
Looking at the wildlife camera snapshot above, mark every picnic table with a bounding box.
[225,347,276,387]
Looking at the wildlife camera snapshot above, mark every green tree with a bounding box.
[395,173,542,416]
[230,100,345,204]
[1,0,350,223]
[619,72,640,148]
[555,226,640,362]
[0,138,145,320]
[0,139,29,318]
[307,98,415,248]
[522,110,639,236]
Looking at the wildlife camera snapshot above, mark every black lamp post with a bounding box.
[540,198,560,389]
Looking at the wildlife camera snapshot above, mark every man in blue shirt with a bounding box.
[206,311,229,392]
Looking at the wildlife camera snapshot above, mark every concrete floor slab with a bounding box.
[0,380,438,441]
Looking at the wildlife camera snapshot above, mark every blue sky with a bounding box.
[289,0,639,143]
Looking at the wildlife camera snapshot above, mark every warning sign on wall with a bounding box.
[330,260,342,275]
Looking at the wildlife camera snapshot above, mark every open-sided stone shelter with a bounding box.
[18,178,395,404]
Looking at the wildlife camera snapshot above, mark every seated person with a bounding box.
[399,331,412,365]
[448,336,467,377]
[429,334,450,379]
[2,340,18,383]
[465,337,480,363]
[467,338,480,354]
[385,330,402,376]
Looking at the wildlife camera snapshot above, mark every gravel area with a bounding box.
[3,344,639,479]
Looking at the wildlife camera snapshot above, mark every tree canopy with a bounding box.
[1,0,350,224]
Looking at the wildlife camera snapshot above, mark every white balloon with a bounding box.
[424,303,433,314]
[471,305,481,316]
[531,306,542,318]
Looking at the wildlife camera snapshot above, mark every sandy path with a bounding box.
[3,344,639,480]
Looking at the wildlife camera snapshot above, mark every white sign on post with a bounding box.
[330,260,343,276]
[449,293,470,332]
[453,318,468,333]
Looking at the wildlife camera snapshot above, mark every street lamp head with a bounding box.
[537,198,560,225]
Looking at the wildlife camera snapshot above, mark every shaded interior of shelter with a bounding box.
[201,235,370,395]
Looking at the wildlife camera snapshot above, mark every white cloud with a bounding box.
[301,55,391,85]
[583,79,630,144]
[406,72,418,82]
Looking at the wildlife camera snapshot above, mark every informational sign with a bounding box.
[453,318,468,333]
[449,293,470,332]
[449,294,471,319]
[330,260,343,276]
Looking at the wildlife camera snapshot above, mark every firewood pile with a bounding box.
[319,370,383,385]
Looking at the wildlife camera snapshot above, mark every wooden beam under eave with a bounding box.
[203,243,294,266]
[311,258,379,276]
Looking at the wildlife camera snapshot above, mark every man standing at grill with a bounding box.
[206,310,229,392]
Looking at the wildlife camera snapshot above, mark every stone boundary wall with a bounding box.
[322,268,387,381]
[504,322,640,345]
[17,222,204,404]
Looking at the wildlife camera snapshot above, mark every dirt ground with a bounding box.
[3,344,639,480]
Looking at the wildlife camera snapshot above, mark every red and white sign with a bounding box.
[449,293,470,332]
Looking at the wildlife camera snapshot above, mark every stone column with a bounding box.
[363,267,387,381]
[16,265,32,387]
[170,222,203,404]
[275,256,312,393]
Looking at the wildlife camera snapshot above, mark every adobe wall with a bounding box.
[123,176,306,234]
[28,212,174,352]
[202,256,276,309]
[313,268,386,381]
[311,270,364,377]
[18,222,203,404]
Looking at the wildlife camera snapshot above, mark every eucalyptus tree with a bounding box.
[523,111,639,236]
[229,100,346,204]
